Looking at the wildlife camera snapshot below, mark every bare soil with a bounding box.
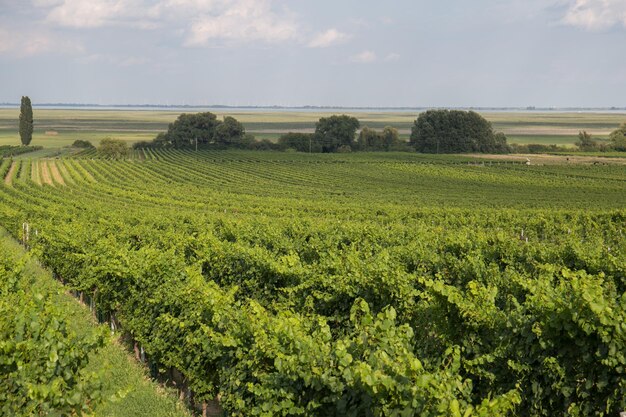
[4,162,17,185]
[40,160,53,185]
[48,161,66,186]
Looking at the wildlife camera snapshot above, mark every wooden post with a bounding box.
[134,340,140,361]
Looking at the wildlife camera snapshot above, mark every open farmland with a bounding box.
[1,149,625,416]
[0,108,624,148]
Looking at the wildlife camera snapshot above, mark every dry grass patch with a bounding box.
[4,161,17,185]
[48,161,66,186]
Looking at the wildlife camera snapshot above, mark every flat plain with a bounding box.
[1,108,624,148]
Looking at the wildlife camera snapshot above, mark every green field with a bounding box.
[1,150,625,416]
[0,108,624,148]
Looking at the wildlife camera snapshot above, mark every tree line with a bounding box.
[141,110,510,154]
[575,125,626,152]
[14,96,626,155]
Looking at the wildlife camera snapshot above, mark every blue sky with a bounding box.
[0,0,625,107]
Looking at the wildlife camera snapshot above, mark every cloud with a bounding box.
[384,53,400,62]
[45,0,141,28]
[185,0,298,45]
[562,0,626,30]
[308,28,351,48]
[39,0,299,44]
[77,53,150,67]
[350,50,376,63]
[0,27,84,57]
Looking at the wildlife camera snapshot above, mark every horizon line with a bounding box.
[1,103,626,112]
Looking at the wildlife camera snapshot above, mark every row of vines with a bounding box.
[1,150,625,416]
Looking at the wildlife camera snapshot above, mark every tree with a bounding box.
[314,115,360,152]
[214,116,245,146]
[608,123,626,151]
[380,126,400,151]
[154,113,250,148]
[99,138,128,159]
[19,96,34,146]
[277,132,319,152]
[71,139,94,148]
[576,131,597,151]
[161,112,222,148]
[410,110,508,154]
[357,127,380,151]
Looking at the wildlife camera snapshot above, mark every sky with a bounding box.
[0,0,625,107]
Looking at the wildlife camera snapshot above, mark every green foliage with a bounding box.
[132,140,155,150]
[576,131,597,151]
[358,126,400,151]
[315,115,360,152]
[71,139,95,148]
[0,152,625,416]
[0,145,42,158]
[278,132,319,152]
[608,123,626,151]
[99,138,129,159]
[19,96,34,146]
[215,116,246,146]
[410,110,509,154]
[156,112,251,149]
[0,244,105,416]
[161,112,221,148]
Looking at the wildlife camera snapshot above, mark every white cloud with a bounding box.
[562,0,626,30]
[78,53,149,67]
[0,27,83,57]
[384,53,400,62]
[39,0,299,44]
[308,28,351,48]
[45,0,141,28]
[350,50,376,63]
[185,0,297,45]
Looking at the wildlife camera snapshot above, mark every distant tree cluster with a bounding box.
[99,138,128,158]
[357,126,401,151]
[143,110,518,154]
[71,139,95,148]
[609,123,626,151]
[409,110,509,154]
[277,132,318,153]
[151,113,250,148]
[572,126,626,152]
[278,115,361,153]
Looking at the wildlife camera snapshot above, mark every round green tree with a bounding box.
[410,110,508,154]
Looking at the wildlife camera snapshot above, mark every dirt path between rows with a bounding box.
[57,162,74,184]
[4,162,17,185]
[31,161,41,185]
[48,161,66,186]
[468,153,626,165]
[40,160,53,185]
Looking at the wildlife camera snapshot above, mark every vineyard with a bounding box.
[1,150,625,416]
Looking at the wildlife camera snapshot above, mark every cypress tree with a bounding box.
[19,96,34,146]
